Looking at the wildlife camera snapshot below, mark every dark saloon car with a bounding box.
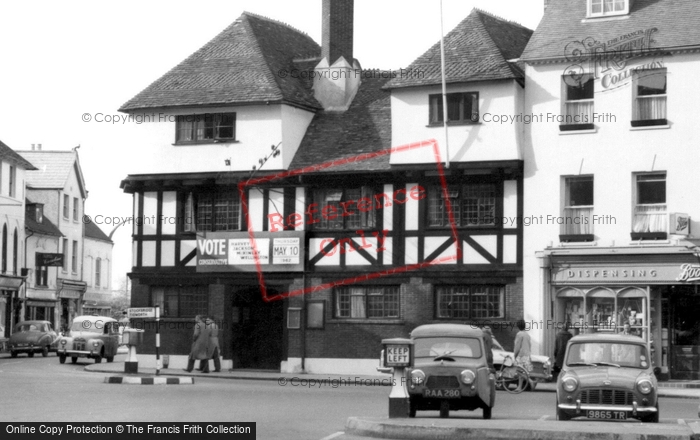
[556,333,658,423]
[9,320,59,357]
[57,315,120,364]
[406,324,496,419]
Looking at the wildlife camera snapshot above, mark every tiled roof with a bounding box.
[384,9,533,89]
[0,140,37,170]
[17,150,85,196]
[84,220,112,243]
[522,0,700,62]
[25,200,63,237]
[289,74,392,172]
[119,12,322,112]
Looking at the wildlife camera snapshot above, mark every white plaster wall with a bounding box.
[390,81,523,164]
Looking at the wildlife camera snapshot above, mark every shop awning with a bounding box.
[57,279,87,299]
[0,274,26,291]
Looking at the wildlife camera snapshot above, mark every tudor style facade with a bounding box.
[120,2,532,374]
[522,0,700,380]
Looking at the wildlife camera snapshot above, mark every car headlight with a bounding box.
[60,340,66,346]
[92,341,99,348]
[637,379,653,395]
[460,370,476,385]
[410,369,425,385]
[562,377,578,392]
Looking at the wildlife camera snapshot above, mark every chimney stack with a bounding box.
[31,143,35,150]
[322,0,354,65]
[313,0,360,112]
[38,143,42,150]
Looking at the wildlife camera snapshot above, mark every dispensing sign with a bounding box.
[382,338,413,368]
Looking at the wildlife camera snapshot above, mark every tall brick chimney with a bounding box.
[313,0,360,112]
[321,0,354,65]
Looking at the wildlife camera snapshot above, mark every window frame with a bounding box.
[334,286,400,319]
[560,176,595,241]
[182,189,242,233]
[71,240,78,274]
[63,194,70,219]
[150,285,208,318]
[588,0,629,17]
[8,165,15,198]
[426,183,498,228]
[175,112,237,145]
[62,238,68,272]
[95,258,101,288]
[561,74,595,131]
[428,92,479,126]
[73,197,79,221]
[35,263,48,287]
[310,186,378,231]
[631,68,667,127]
[632,172,667,239]
[436,285,505,320]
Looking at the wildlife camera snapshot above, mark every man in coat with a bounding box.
[184,315,211,373]
[199,316,221,373]
[553,321,573,379]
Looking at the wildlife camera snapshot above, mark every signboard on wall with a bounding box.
[196,231,304,272]
[669,213,690,236]
[36,252,64,267]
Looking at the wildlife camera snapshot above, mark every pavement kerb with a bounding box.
[345,417,696,440]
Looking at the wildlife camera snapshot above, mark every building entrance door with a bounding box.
[670,291,700,380]
[230,287,284,370]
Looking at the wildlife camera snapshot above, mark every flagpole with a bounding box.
[439,0,450,168]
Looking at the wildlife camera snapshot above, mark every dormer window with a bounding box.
[588,0,629,17]
[175,112,236,144]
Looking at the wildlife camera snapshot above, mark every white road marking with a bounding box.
[538,415,549,421]
[319,432,344,440]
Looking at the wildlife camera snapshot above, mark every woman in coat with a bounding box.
[184,315,211,372]
[199,317,221,373]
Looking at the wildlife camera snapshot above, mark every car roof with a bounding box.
[411,323,484,339]
[72,315,116,323]
[569,333,647,344]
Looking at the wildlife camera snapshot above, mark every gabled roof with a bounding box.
[0,140,37,170]
[384,9,533,89]
[84,220,112,243]
[522,0,700,62]
[25,199,63,237]
[16,150,87,198]
[289,73,392,173]
[119,12,322,112]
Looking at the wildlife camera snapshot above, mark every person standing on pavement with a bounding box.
[199,316,221,373]
[513,319,532,372]
[553,321,573,380]
[184,315,211,373]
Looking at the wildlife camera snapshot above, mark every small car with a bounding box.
[405,324,495,419]
[57,315,120,364]
[491,335,553,389]
[556,333,659,423]
[9,320,58,357]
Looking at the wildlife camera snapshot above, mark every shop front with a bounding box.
[57,279,87,332]
[0,275,26,339]
[547,247,700,381]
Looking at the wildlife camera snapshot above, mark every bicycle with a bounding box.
[495,355,530,394]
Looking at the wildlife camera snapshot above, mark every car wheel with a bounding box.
[94,356,102,363]
[106,356,114,363]
[439,400,449,418]
[483,406,492,420]
[28,352,34,358]
[42,346,49,357]
[556,406,571,421]
[59,354,66,364]
[71,357,78,364]
[10,350,17,358]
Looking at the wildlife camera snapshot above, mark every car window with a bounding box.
[566,342,649,369]
[415,337,483,359]
[71,320,103,333]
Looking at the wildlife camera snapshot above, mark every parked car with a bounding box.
[404,324,495,419]
[491,335,553,389]
[8,320,58,357]
[57,315,120,364]
[556,333,659,422]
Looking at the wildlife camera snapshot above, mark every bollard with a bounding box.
[123,329,144,374]
[381,338,413,418]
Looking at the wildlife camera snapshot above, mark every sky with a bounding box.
[0,0,545,290]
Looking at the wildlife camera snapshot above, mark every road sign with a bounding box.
[127,307,156,318]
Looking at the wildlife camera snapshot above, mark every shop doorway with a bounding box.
[669,287,700,380]
[229,287,284,370]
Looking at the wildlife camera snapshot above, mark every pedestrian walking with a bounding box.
[513,319,532,372]
[184,315,211,373]
[199,316,221,373]
[553,322,573,379]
